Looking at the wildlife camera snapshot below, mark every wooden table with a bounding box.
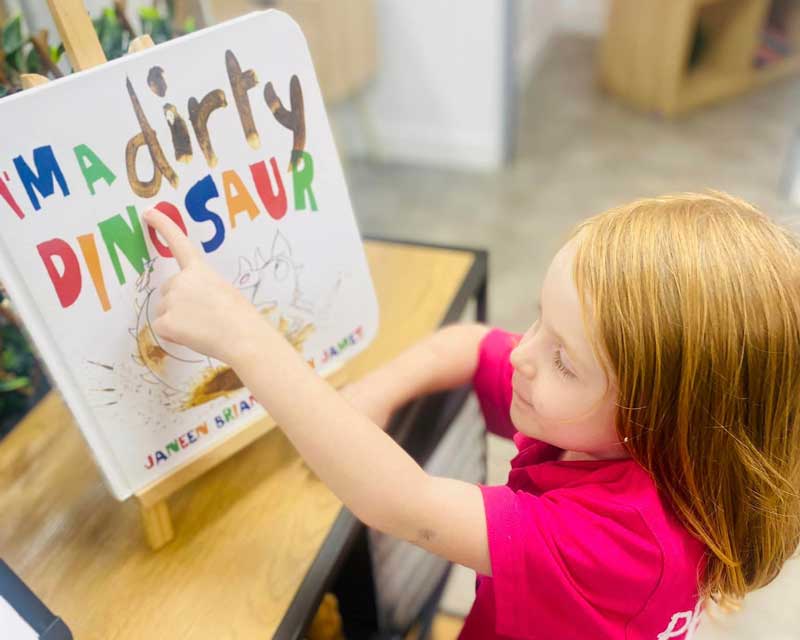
[0,238,487,640]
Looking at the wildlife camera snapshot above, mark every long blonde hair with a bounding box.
[571,192,800,607]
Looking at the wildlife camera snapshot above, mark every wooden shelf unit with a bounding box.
[601,0,800,116]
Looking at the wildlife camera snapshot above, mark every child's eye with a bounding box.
[552,348,575,379]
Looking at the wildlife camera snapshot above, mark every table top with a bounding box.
[0,239,479,640]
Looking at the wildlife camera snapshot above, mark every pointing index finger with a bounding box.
[144,208,199,269]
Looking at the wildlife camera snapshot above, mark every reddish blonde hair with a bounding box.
[571,192,800,606]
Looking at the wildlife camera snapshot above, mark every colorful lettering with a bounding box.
[76,233,111,312]
[185,175,225,253]
[0,172,25,220]
[292,151,317,212]
[13,145,69,211]
[98,206,151,285]
[74,144,116,195]
[37,238,81,308]
[250,157,287,220]
[147,201,188,258]
[222,169,259,227]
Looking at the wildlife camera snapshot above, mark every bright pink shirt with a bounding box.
[459,329,707,640]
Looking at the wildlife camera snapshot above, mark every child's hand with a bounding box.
[143,208,264,365]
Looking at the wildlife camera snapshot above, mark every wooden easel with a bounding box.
[20,0,351,550]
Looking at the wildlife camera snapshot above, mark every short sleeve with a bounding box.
[472,329,520,439]
[479,484,663,639]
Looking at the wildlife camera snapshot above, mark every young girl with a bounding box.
[143,191,800,640]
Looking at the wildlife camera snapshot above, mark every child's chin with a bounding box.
[509,407,540,438]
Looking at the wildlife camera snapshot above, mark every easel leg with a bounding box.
[139,499,174,549]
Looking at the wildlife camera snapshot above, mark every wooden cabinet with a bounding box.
[601,0,800,115]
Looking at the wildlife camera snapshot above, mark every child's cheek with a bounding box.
[531,382,571,422]
[530,384,554,419]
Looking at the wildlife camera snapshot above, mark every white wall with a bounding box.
[334,0,509,171]
[558,0,608,35]
[515,0,558,87]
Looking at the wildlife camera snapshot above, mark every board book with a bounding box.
[0,10,378,499]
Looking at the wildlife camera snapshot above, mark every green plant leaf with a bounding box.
[93,7,126,61]
[101,22,123,59]
[49,44,61,64]
[138,7,160,21]
[183,16,196,33]
[0,85,9,98]
[25,47,41,74]
[139,6,173,43]
[0,376,29,392]
[10,47,26,74]
[2,345,22,370]
[2,14,24,56]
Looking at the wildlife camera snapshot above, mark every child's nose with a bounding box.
[510,343,536,379]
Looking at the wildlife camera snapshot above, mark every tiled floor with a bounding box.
[345,33,800,640]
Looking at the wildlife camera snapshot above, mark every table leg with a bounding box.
[139,499,174,550]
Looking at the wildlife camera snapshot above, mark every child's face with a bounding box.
[509,239,626,459]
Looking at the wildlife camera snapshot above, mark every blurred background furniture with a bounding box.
[601,0,800,115]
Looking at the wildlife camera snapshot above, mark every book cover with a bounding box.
[0,11,378,498]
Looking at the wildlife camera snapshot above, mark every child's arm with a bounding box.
[340,323,490,428]
[145,210,492,576]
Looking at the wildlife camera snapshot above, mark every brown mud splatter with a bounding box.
[137,325,168,373]
[181,311,315,410]
[183,365,244,409]
[147,66,167,97]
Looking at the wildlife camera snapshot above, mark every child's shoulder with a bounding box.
[476,460,706,638]
[505,438,706,575]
